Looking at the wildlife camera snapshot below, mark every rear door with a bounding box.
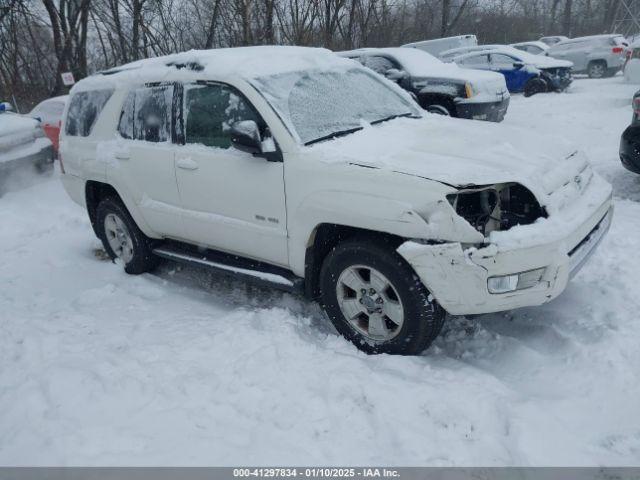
[113,84,185,239]
[173,83,288,266]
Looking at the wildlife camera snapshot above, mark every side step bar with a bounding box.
[152,245,304,295]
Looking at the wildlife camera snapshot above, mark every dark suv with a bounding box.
[338,47,510,122]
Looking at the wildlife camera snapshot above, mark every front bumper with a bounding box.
[619,124,640,174]
[398,178,613,316]
[455,97,510,122]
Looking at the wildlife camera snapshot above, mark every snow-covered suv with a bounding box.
[59,47,613,355]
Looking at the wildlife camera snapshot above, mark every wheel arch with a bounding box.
[85,180,157,239]
[303,223,404,299]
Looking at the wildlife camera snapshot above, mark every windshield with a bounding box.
[251,67,420,145]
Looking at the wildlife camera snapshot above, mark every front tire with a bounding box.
[95,197,159,274]
[524,77,548,97]
[319,239,445,355]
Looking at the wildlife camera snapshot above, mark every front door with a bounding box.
[174,83,288,266]
[490,53,529,92]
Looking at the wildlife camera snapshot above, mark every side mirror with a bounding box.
[230,120,262,155]
[385,68,407,81]
[513,61,525,69]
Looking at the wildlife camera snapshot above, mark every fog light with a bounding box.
[487,274,519,294]
[488,268,546,294]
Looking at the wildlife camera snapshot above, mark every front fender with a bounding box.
[287,189,483,275]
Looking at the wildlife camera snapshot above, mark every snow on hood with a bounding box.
[307,115,588,207]
[0,113,39,137]
[494,46,573,69]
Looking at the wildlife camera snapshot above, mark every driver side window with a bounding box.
[183,84,262,149]
[364,56,397,75]
[490,54,518,69]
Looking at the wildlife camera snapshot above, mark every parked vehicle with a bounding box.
[30,95,68,155]
[402,35,477,57]
[511,41,549,55]
[619,90,640,173]
[0,102,54,189]
[547,34,627,78]
[449,46,573,96]
[60,47,612,355]
[539,36,570,46]
[338,47,510,121]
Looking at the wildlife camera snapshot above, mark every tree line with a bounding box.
[0,0,625,110]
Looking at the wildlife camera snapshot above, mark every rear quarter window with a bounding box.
[65,89,113,137]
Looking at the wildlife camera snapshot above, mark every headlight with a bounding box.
[447,183,546,236]
[465,82,476,98]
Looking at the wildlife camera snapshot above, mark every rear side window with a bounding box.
[117,85,174,143]
[460,54,490,67]
[183,84,262,149]
[65,89,113,137]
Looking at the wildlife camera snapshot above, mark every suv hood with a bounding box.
[308,115,589,210]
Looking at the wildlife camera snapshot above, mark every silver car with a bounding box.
[547,34,628,78]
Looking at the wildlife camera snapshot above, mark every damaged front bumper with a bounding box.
[455,97,510,122]
[398,180,613,316]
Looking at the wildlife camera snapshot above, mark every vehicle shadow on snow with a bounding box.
[123,251,602,363]
[150,259,336,336]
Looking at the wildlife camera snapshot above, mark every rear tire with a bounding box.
[319,239,446,355]
[95,197,159,274]
[588,61,607,79]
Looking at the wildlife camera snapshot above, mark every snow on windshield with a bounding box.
[252,68,420,145]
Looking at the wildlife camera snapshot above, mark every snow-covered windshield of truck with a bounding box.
[251,68,421,145]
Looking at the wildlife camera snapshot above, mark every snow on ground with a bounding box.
[1,76,640,466]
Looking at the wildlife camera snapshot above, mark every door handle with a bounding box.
[177,157,199,170]
[115,151,130,160]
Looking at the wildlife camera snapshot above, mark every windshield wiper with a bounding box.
[304,126,364,146]
[370,112,417,125]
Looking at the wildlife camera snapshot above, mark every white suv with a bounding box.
[60,47,613,355]
[547,34,628,78]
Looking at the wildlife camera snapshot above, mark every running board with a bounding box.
[152,245,304,294]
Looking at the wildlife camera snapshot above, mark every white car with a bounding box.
[59,47,613,355]
[511,41,550,55]
[0,102,54,190]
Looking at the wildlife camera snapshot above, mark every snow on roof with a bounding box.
[452,45,573,68]
[511,41,549,50]
[73,46,356,92]
[555,34,624,45]
[0,113,39,137]
[339,47,444,73]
